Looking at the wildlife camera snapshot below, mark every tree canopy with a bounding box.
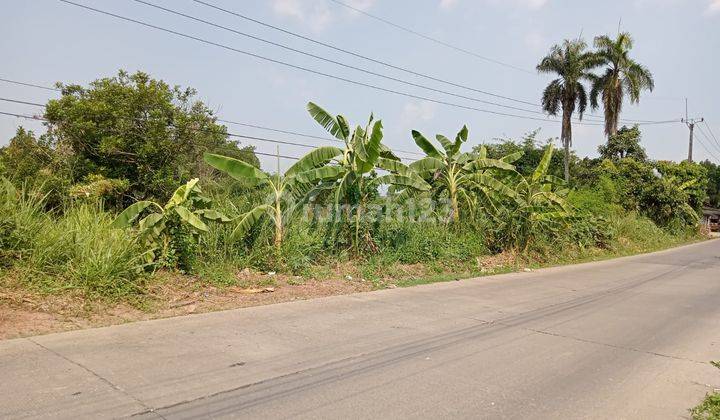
[42,70,258,201]
[598,125,647,161]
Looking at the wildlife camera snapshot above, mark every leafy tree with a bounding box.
[0,127,70,207]
[700,160,720,207]
[411,126,519,223]
[43,70,258,202]
[203,146,343,250]
[655,160,708,211]
[537,39,601,181]
[598,125,647,161]
[477,130,570,179]
[590,33,655,137]
[0,128,53,181]
[599,158,703,226]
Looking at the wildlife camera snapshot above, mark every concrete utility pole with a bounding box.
[682,98,704,162]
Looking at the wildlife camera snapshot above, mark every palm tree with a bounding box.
[590,32,655,137]
[537,39,600,181]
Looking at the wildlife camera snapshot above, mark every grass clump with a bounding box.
[690,361,720,419]
[1,184,145,299]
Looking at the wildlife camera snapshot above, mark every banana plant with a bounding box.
[305,102,431,248]
[410,126,521,222]
[475,144,573,250]
[111,178,230,265]
[203,145,344,250]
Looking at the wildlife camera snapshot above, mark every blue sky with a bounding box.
[1,0,719,171]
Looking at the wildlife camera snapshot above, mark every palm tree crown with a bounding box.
[590,32,655,137]
[537,39,600,181]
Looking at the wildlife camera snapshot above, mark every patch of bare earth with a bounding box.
[0,269,372,340]
[0,252,534,340]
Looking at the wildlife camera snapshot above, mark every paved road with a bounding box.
[2,241,720,419]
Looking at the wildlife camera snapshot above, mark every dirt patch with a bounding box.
[0,271,372,340]
[476,250,520,272]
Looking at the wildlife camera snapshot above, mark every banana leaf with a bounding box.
[204,153,268,183]
[175,206,209,232]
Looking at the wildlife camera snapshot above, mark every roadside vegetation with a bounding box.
[0,32,718,328]
[690,361,720,419]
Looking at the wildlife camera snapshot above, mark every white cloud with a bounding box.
[439,0,459,10]
[271,0,376,32]
[440,0,547,11]
[707,0,720,15]
[272,0,332,32]
[398,101,437,133]
[345,0,376,12]
[522,0,548,9]
[484,0,548,10]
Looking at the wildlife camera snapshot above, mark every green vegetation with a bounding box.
[0,61,715,306]
[690,361,720,419]
[111,178,230,271]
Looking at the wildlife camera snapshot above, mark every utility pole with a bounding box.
[682,98,703,162]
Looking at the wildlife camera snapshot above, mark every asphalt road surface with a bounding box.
[2,240,719,419]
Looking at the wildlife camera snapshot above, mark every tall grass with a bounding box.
[1,184,145,298]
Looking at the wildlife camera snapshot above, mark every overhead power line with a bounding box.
[0,78,60,92]
[327,0,535,75]
[702,120,720,151]
[695,124,720,158]
[0,109,303,162]
[57,0,607,126]
[693,125,720,163]
[190,1,672,126]
[0,98,46,108]
[134,0,549,117]
[191,0,539,107]
[0,96,422,159]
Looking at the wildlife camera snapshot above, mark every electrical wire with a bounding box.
[702,120,720,151]
[327,0,535,75]
[191,0,539,107]
[693,127,720,163]
[0,78,60,92]
[149,1,668,126]
[0,97,422,159]
[134,0,552,117]
[57,0,608,126]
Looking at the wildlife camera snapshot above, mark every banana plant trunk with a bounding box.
[274,196,283,251]
[448,167,460,223]
[450,188,459,223]
[354,179,364,252]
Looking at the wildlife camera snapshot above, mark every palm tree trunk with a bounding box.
[604,79,622,137]
[561,107,572,182]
